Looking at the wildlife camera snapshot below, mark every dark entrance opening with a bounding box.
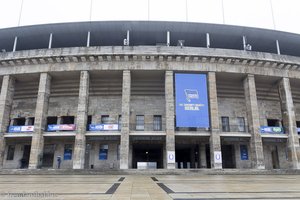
[175,144,199,169]
[221,145,236,168]
[42,144,55,168]
[206,144,211,168]
[271,145,280,169]
[84,143,91,169]
[132,144,163,169]
[20,145,31,168]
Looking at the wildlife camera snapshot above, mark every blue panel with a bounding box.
[260,126,284,134]
[99,149,108,160]
[64,149,72,160]
[175,73,210,128]
[240,145,248,160]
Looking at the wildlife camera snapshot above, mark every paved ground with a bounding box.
[0,174,299,200]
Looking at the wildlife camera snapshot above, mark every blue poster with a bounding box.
[240,145,248,160]
[99,148,108,160]
[260,126,284,134]
[64,149,72,160]
[175,73,210,128]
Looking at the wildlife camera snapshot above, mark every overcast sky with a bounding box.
[0,0,299,34]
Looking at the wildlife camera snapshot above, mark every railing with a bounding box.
[220,125,248,133]
[130,123,165,131]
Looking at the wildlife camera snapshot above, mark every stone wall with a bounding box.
[258,100,282,126]
[88,96,122,124]
[88,141,120,170]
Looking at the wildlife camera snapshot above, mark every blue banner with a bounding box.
[99,149,108,160]
[260,126,284,134]
[89,124,119,131]
[175,73,210,128]
[47,124,76,131]
[8,126,34,133]
[240,145,248,160]
[64,149,72,160]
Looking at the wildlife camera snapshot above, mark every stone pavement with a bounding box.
[0,174,299,199]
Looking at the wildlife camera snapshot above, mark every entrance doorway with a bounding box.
[42,144,55,168]
[20,145,31,168]
[84,143,91,169]
[132,144,163,169]
[271,146,280,169]
[221,145,236,168]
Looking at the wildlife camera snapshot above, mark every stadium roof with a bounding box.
[0,21,300,57]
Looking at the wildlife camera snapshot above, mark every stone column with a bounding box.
[29,73,51,169]
[0,75,15,168]
[243,74,265,169]
[278,77,300,169]
[208,72,222,169]
[73,71,89,169]
[200,144,207,168]
[165,71,176,169]
[120,70,131,169]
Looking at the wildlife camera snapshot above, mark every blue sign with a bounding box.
[89,124,119,131]
[240,145,248,160]
[99,149,108,160]
[8,125,34,133]
[297,128,300,133]
[260,126,284,134]
[64,149,72,160]
[175,73,210,128]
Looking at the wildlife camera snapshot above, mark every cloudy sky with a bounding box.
[0,0,299,34]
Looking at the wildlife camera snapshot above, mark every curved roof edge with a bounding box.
[0,21,300,57]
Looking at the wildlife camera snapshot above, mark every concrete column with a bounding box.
[278,77,300,169]
[29,73,51,169]
[208,72,222,169]
[73,71,89,169]
[243,74,265,169]
[120,70,131,169]
[200,144,207,168]
[165,71,176,169]
[0,76,15,168]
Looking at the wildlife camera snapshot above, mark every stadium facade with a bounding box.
[0,21,299,170]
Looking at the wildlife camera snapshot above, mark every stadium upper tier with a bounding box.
[0,21,300,57]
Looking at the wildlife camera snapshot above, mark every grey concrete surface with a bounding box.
[0,174,299,200]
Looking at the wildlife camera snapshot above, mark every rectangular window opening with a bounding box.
[221,116,230,132]
[136,115,144,131]
[61,116,75,124]
[153,115,162,131]
[6,145,15,160]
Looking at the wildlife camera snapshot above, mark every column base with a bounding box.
[167,163,176,169]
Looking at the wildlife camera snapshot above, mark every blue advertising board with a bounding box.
[99,149,108,160]
[8,125,34,133]
[260,126,284,134]
[64,149,72,160]
[175,73,210,128]
[240,145,248,160]
[89,124,119,131]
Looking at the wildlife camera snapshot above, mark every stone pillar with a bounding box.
[29,73,51,169]
[73,71,89,169]
[120,70,131,169]
[278,77,300,169]
[208,72,222,169]
[243,74,265,169]
[165,71,176,169]
[200,144,207,168]
[0,76,15,168]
